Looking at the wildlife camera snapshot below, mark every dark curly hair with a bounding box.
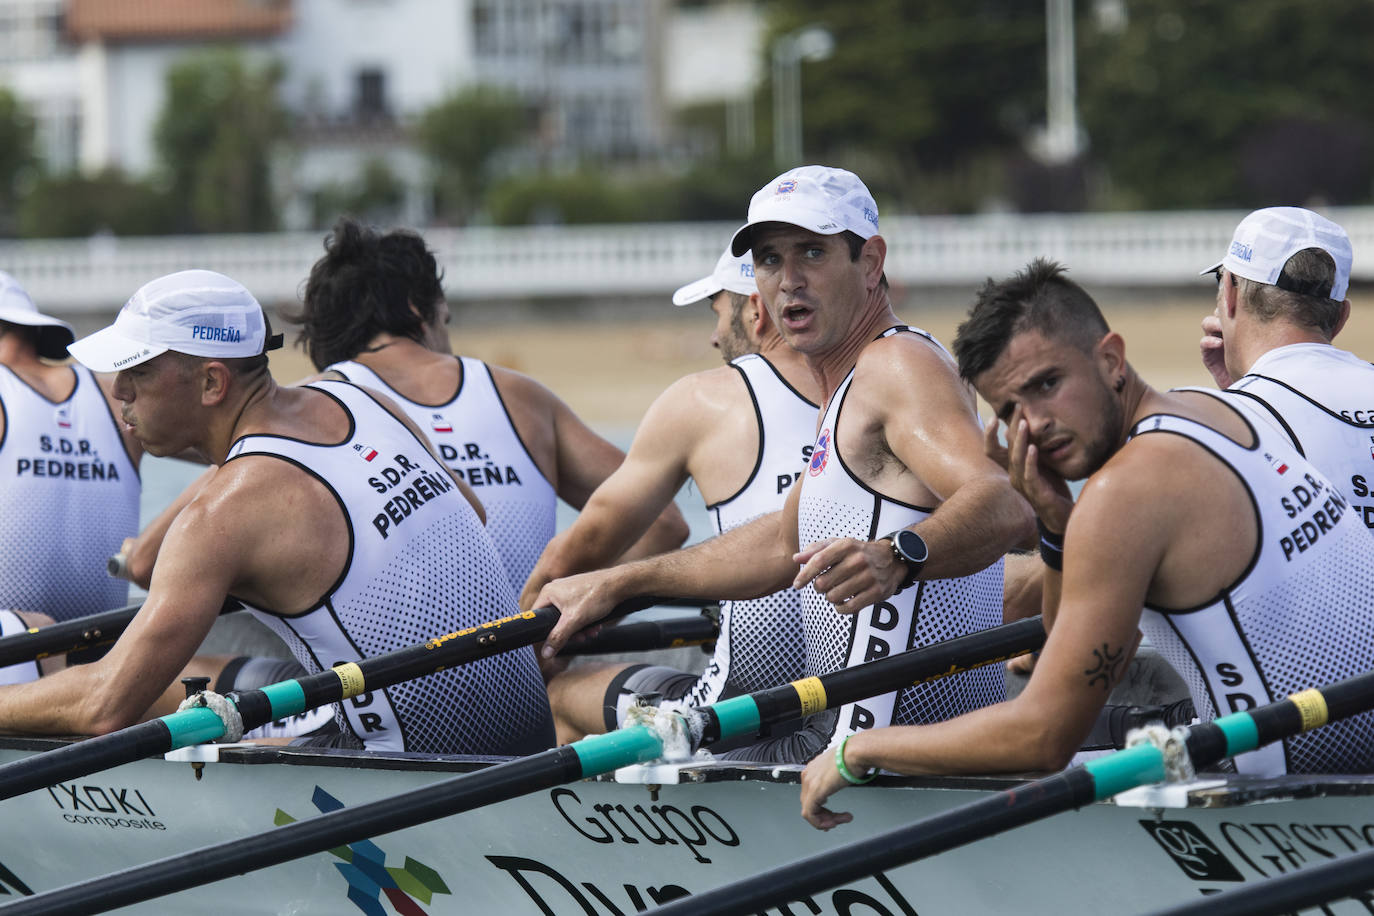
[287,217,446,370]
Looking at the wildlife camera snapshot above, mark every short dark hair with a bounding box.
[954,258,1110,382]
[287,217,445,370]
[1237,247,1344,337]
[839,230,889,290]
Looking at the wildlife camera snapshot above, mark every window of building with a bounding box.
[354,69,388,118]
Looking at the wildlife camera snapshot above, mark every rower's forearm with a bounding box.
[918,479,1035,580]
[616,514,796,602]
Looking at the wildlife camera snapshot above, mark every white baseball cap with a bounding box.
[68,269,282,373]
[1202,207,1353,300]
[730,165,880,257]
[0,270,75,360]
[671,247,758,306]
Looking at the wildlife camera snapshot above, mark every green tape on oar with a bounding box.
[1083,744,1166,799]
[571,725,665,776]
[1213,710,1260,755]
[164,707,232,749]
[711,695,762,740]
[261,680,307,720]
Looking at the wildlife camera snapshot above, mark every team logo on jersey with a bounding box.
[354,443,379,462]
[809,428,831,477]
[1264,451,1289,475]
[430,413,453,434]
[53,405,72,429]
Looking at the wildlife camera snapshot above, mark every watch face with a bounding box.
[894,529,929,564]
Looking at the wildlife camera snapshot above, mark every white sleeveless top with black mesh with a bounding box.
[1132,390,1374,775]
[329,357,557,595]
[797,327,1004,744]
[661,353,817,709]
[226,380,554,756]
[1228,344,1374,541]
[0,365,138,621]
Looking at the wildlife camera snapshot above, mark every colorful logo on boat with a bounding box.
[808,428,831,477]
[276,787,451,916]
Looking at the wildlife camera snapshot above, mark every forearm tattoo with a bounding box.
[1083,643,1126,692]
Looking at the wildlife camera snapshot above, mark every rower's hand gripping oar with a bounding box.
[643,668,1374,916]
[0,617,1047,916]
[0,596,675,803]
[0,599,241,669]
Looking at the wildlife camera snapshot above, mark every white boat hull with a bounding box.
[0,738,1371,915]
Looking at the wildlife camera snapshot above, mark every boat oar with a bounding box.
[0,595,678,803]
[564,610,718,655]
[1143,846,1374,916]
[0,617,1046,916]
[644,668,1374,916]
[0,600,241,669]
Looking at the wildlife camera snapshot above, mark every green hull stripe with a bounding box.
[1213,711,1260,754]
[262,680,307,719]
[572,726,665,776]
[166,708,230,749]
[1085,745,1166,799]
[711,696,761,740]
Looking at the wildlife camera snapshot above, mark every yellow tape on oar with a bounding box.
[333,662,366,699]
[1289,688,1328,731]
[791,677,827,716]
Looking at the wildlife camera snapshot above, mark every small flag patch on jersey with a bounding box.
[1264,452,1288,475]
[431,413,453,434]
[54,406,72,429]
[354,443,378,462]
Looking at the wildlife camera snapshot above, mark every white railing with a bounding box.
[4,208,1373,312]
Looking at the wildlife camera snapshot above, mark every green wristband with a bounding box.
[835,734,876,785]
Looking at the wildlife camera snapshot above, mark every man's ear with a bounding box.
[1332,298,1352,340]
[1096,330,1127,379]
[747,292,768,337]
[201,361,233,407]
[860,235,887,292]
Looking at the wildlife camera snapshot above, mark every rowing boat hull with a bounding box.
[0,738,1371,915]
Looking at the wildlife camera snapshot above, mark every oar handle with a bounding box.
[0,600,241,669]
[564,613,719,656]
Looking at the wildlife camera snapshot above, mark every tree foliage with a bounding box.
[153,50,287,232]
[19,170,176,238]
[416,87,529,224]
[0,89,38,235]
[1078,0,1374,209]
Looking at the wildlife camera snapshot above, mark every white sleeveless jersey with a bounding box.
[797,327,1004,744]
[1132,390,1374,776]
[226,380,554,756]
[0,365,138,621]
[329,357,557,595]
[1228,344,1374,541]
[664,354,817,709]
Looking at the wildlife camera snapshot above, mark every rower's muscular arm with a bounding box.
[494,367,689,565]
[798,467,1162,829]
[797,338,1034,607]
[536,481,804,656]
[520,374,707,609]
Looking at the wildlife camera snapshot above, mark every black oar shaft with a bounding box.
[1144,846,1374,916]
[650,668,1374,916]
[4,617,1048,914]
[566,614,718,655]
[0,597,670,802]
[0,605,140,668]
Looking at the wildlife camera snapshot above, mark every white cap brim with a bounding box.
[68,325,167,373]
[671,275,723,307]
[1199,260,1223,277]
[729,204,855,257]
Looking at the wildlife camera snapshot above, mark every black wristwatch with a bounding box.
[881,528,928,590]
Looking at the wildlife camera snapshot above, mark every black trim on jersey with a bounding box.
[478,359,556,490]
[1227,385,1306,456]
[1241,371,1374,428]
[332,357,463,411]
[221,451,357,617]
[320,379,472,474]
[0,361,74,403]
[227,383,359,452]
[1133,426,1263,615]
[824,364,936,515]
[752,352,820,409]
[704,360,765,511]
[1152,610,1221,721]
[1221,592,1288,773]
[0,385,7,453]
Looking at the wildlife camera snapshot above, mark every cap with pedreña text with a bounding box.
[730,165,880,257]
[68,269,284,373]
[1201,207,1353,301]
[0,270,75,360]
[671,247,758,306]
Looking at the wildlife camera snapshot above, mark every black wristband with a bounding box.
[1037,518,1064,571]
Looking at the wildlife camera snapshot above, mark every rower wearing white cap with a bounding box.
[523,244,822,753]
[0,269,555,755]
[1200,206,1374,538]
[0,270,141,636]
[533,166,1034,763]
